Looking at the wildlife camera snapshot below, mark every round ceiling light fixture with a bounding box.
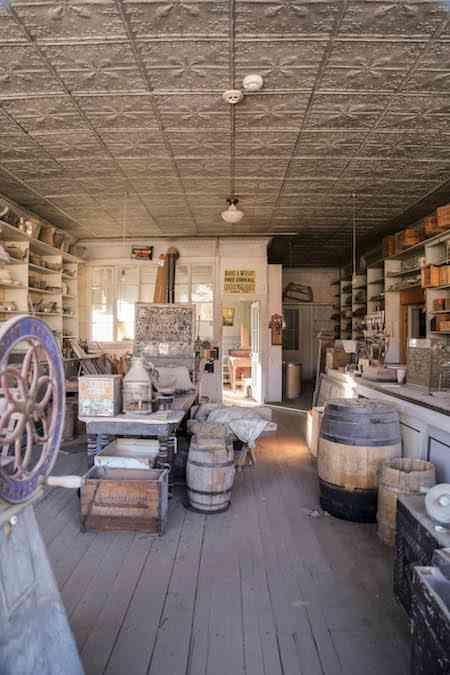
[221,198,244,224]
[242,73,264,92]
[222,89,244,105]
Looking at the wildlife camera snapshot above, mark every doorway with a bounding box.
[221,298,262,405]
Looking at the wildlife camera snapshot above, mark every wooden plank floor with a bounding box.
[35,411,410,675]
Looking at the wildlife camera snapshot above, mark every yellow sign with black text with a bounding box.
[224,269,256,294]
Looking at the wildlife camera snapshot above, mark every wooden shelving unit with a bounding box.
[0,220,80,347]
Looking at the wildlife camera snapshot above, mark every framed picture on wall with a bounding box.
[222,307,235,327]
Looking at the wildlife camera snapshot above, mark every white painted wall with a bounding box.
[79,237,280,403]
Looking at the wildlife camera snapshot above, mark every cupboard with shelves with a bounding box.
[0,220,80,348]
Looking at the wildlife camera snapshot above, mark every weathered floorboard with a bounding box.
[41,411,410,675]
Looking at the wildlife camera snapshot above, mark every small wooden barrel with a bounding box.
[187,425,235,514]
[318,399,401,523]
[378,458,436,546]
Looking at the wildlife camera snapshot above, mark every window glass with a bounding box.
[117,267,139,340]
[140,265,157,303]
[91,267,114,341]
[175,264,190,303]
[192,266,214,339]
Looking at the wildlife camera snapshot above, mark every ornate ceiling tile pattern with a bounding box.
[0,1,450,263]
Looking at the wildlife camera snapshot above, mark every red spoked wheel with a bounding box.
[0,316,65,503]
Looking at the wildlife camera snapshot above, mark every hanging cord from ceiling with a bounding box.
[352,192,357,277]
[121,192,128,279]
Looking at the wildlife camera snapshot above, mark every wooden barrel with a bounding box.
[306,406,324,459]
[187,425,235,513]
[378,458,436,546]
[318,399,401,523]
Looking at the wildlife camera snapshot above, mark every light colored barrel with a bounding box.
[377,458,436,546]
[318,399,401,522]
[306,406,324,459]
[187,430,235,513]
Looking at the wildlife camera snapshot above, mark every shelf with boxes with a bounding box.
[383,204,450,261]
[420,231,450,339]
[367,263,384,314]
[0,219,81,345]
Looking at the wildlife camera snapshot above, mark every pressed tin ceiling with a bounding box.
[1,2,450,263]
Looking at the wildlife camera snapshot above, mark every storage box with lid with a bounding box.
[80,466,169,534]
[79,375,122,417]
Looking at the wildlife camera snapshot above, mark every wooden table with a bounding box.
[228,355,251,391]
[80,392,196,466]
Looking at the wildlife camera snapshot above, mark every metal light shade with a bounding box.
[221,199,244,224]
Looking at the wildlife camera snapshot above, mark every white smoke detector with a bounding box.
[221,198,244,224]
[243,74,264,92]
[222,89,244,105]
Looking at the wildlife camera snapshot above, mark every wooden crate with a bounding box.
[438,319,450,332]
[422,213,444,238]
[396,228,421,251]
[79,375,122,417]
[436,203,450,228]
[411,549,450,675]
[80,466,169,534]
[438,265,450,286]
[394,496,450,616]
[325,348,351,370]
[421,265,441,288]
[382,235,396,257]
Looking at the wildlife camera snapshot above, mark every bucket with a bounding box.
[377,458,436,546]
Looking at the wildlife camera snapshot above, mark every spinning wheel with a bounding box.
[0,316,65,504]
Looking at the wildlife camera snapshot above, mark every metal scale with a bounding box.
[0,316,84,675]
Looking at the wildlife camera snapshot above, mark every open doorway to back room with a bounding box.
[221,297,261,406]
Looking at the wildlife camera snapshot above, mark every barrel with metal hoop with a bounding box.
[318,399,401,522]
[186,423,235,513]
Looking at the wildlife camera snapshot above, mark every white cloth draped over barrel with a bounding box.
[192,405,275,448]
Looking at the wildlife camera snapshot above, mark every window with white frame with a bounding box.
[91,267,114,341]
[89,262,214,342]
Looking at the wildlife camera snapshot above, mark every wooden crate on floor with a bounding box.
[80,466,169,534]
